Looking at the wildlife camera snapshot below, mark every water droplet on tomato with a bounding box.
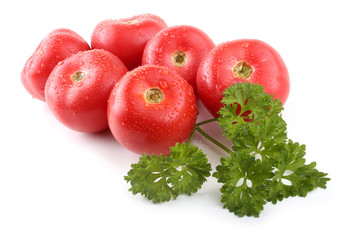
[79,61,84,66]
[169,81,177,87]
[159,68,168,76]
[159,79,168,89]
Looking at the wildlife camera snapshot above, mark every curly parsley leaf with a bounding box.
[267,140,330,204]
[167,143,212,195]
[218,82,283,139]
[231,114,288,162]
[213,151,273,217]
[124,153,176,203]
[124,142,211,203]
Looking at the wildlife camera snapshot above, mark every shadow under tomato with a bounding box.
[77,129,141,171]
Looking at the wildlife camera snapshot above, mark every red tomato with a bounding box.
[197,39,290,117]
[91,14,167,70]
[21,29,90,101]
[142,25,215,93]
[108,65,197,155]
[45,49,128,133]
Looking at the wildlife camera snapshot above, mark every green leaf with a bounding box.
[267,140,331,204]
[168,143,212,195]
[124,142,211,203]
[124,154,176,203]
[213,151,274,217]
[218,82,283,139]
[231,114,288,163]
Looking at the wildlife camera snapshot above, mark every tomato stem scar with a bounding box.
[145,88,164,103]
[71,71,87,84]
[172,50,187,67]
[233,61,253,79]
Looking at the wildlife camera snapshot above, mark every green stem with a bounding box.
[195,118,218,127]
[195,126,232,154]
[187,129,195,145]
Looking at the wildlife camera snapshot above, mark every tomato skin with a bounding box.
[21,29,90,101]
[45,49,128,133]
[142,25,215,93]
[107,65,197,155]
[91,14,167,71]
[196,39,290,117]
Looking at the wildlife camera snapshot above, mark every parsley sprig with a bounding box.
[124,132,211,203]
[125,82,330,217]
[214,82,330,217]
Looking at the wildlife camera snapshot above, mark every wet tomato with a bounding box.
[196,39,290,117]
[91,14,167,70]
[107,65,197,155]
[142,25,215,93]
[21,29,90,101]
[45,49,128,133]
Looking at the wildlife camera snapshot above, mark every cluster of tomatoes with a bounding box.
[21,13,290,156]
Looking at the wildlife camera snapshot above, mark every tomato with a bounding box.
[196,39,290,117]
[21,28,90,101]
[45,49,128,133]
[91,14,167,70]
[142,25,215,93]
[107,65,197,155]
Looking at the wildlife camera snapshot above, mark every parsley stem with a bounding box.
[187,128,195,145]
[195,126,232,154]
[195,118,218,127]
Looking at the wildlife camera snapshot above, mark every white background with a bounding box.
[1,0,359,239]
